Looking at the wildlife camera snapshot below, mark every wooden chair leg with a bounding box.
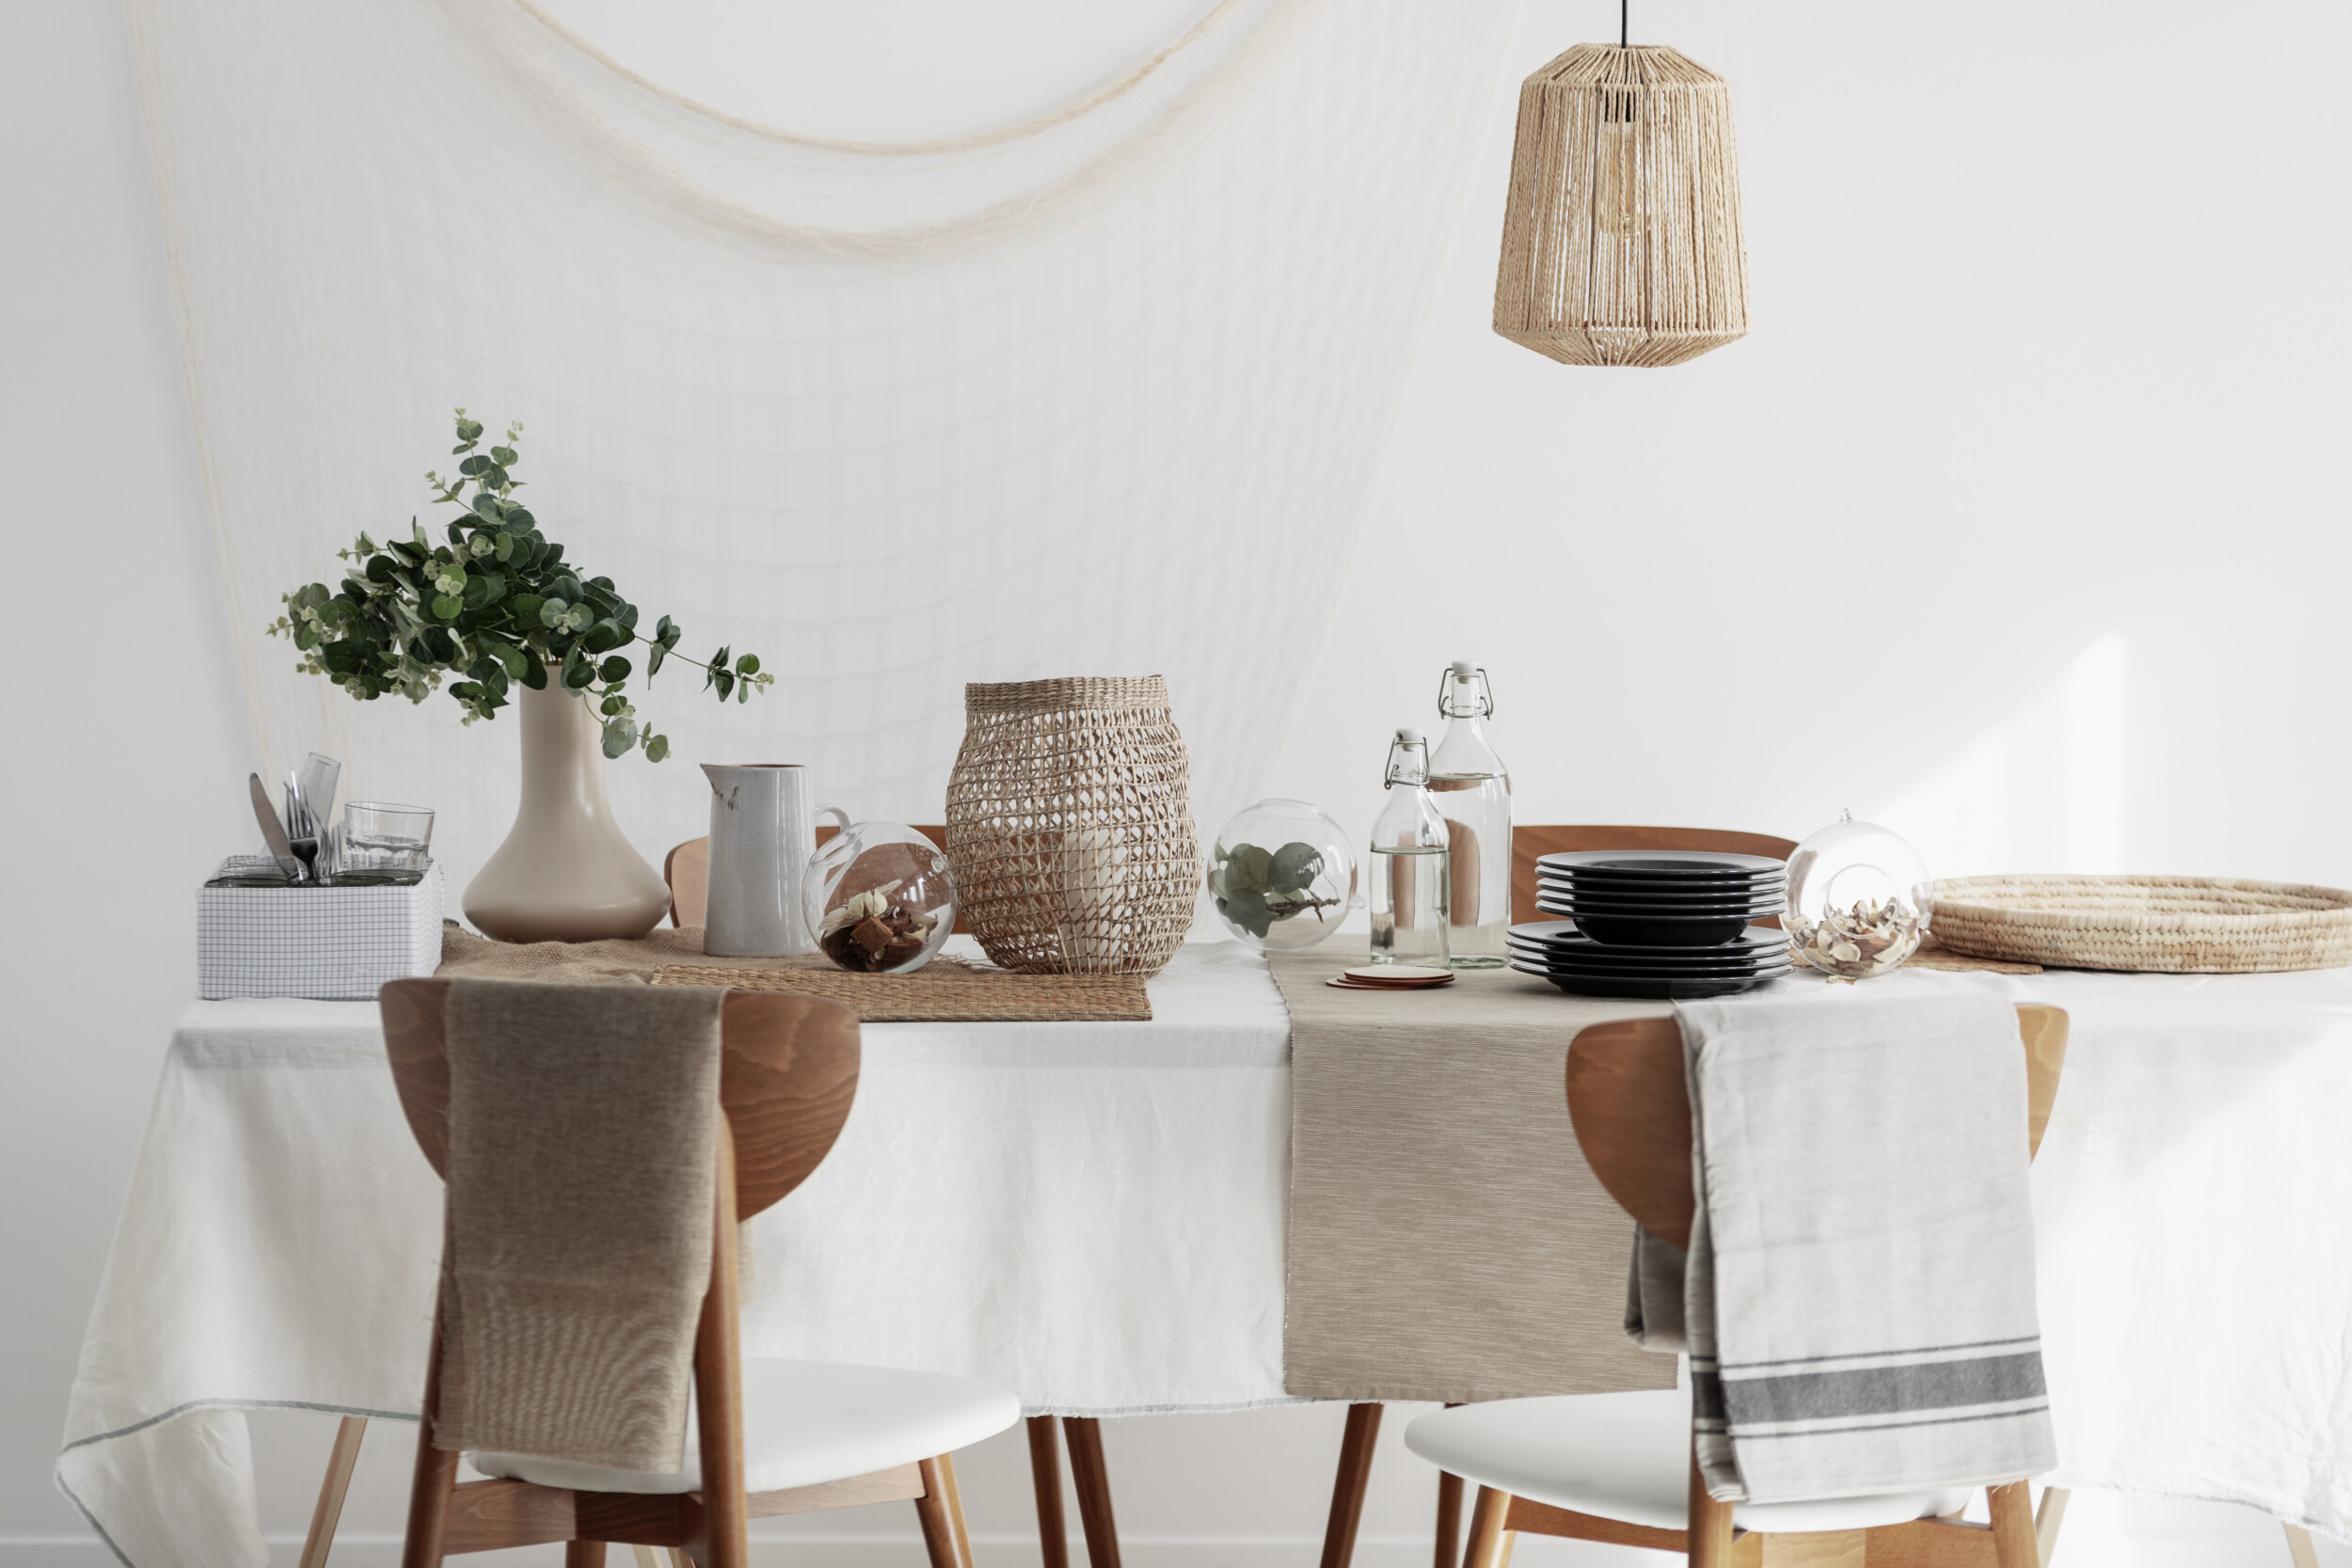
[564,1544,608,1568]
[2035,1486,2071,1566]
[1320,1403,1385,1568]
[1064,1416,1123,1568]
[297,1416,368,1568]
[1432,1402,1466,1568]
[401,1318,457,1568]
[2286,1524,2322,1568]
[1462,1485,1516,1568]
[1434,1472,1465,1568]
[1988,1481,2038,1568]
[1688,1451,1735,1568]
[1029,1416,1072,1568]
[916,1454,978,1568]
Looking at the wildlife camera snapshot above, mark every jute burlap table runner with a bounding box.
[1272,944,1677,1402]
[437,926,1151,1022]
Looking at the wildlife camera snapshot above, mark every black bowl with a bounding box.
[1572,912,1753,947]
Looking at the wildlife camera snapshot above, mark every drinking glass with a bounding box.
[339,802,435,883]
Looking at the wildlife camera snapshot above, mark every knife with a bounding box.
[249,773,308,883]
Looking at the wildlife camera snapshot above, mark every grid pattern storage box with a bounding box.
[198,859,445,1000]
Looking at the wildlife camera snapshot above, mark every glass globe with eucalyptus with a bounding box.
[1206,800,1361,952]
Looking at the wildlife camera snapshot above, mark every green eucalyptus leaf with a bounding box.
[599,654,631,683]
[1222,888,1276,938]
[1268,842,1325,894]
[601,718,638,759]
[1223,843,1275,895]
[646,641,666,678]
[521,650,548,689]
[644,732,671,763]
[735,653,759,676]
[539,598,567,628]
[712,669,735,701]
[583,619,625,655]
[431,594,463,621]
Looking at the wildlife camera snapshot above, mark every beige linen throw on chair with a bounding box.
[436,978,726,1471]
[1629,991,2056,1503]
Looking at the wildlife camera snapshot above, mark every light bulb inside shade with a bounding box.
[1589,88,1648,236]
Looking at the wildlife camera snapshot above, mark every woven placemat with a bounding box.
[650,963,1152,1022]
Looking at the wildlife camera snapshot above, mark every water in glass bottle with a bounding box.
[1427,660,1511,967]
[1369,727,1451,966]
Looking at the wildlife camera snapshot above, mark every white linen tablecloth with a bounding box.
[56,942,2352,1567]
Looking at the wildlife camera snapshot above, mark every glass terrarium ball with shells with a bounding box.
[1207,798,1361,952]
[803,823,957,974]
[1784,812,1932,979]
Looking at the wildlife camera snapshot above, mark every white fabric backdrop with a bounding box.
[127,0,1513,895]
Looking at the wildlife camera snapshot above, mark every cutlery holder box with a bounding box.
[198,860,445,1000]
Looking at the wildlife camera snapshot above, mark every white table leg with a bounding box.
[2285,1524,2321,1568]
[296,1417,368,1568]
[2034,1486,2070,1567]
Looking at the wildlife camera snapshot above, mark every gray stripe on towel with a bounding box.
[1725,1352,2049,1424]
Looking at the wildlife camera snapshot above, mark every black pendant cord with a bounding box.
[1621,0,1628,48]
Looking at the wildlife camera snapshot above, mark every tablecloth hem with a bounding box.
[1023,1395,1317,1418]
[62,1395,420,1454]
[2042,1470,2352,1545]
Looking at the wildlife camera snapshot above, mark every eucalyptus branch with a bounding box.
[265,407,773,761]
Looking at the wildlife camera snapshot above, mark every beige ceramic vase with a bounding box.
[462,683,672,942]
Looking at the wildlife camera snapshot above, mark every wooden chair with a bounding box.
[665,840,1113,1568]
[1316,825,1803,1568]
[1398,1005,2071,1568]
[375,977,1021,1568]
[665,828,972,936]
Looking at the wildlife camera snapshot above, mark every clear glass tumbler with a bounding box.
[339,801,435,883]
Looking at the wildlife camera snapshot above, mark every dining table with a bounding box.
[57,937,2352,1568]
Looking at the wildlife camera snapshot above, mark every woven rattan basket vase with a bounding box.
[1929,875,2352,974]
[946,677,1201,976]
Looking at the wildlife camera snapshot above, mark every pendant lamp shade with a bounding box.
[1493,44,1749,368]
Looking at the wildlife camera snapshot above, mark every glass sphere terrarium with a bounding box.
[1207,799,1361,952]
[1784,811,1932,979]
[803,822,957,974]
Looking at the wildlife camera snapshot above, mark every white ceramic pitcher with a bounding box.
[700,763,850,957]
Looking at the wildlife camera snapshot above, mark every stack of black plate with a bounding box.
[1511,850,1792,998]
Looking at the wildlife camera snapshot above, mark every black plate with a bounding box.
[1536,893,1785,915]
[1507,937,1790,971]
[1511,954,1792,978]
[1512,962,1778,999]
[1535,850,1788,879]
[1538,873,1786,895]
[1509,920,1785,954]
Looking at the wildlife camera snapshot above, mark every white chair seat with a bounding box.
[1405,1390,1973,1535]
[474,1358,1022,1497]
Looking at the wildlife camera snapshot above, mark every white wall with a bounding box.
[6,0,2350,1563]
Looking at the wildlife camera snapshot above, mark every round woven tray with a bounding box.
[1928,875,2352,974]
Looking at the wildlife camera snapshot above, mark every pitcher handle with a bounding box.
[815,805,854,841]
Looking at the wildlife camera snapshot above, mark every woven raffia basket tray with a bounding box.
[1928,875,2352,974]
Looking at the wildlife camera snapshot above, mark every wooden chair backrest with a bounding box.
[377,977,861,1220]
[1511,825,1800,930]
[665,826,968,935]
[1565,1005,2068,1250]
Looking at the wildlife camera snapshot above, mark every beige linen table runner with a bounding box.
[437,979,726,1471]
[1273,945,1677,1402]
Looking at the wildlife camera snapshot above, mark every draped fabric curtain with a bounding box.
[131,0,1512,896]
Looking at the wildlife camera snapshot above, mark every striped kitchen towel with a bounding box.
[1629,991,2055,1504]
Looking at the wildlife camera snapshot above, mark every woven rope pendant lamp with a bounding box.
[1493,29,1750,368]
